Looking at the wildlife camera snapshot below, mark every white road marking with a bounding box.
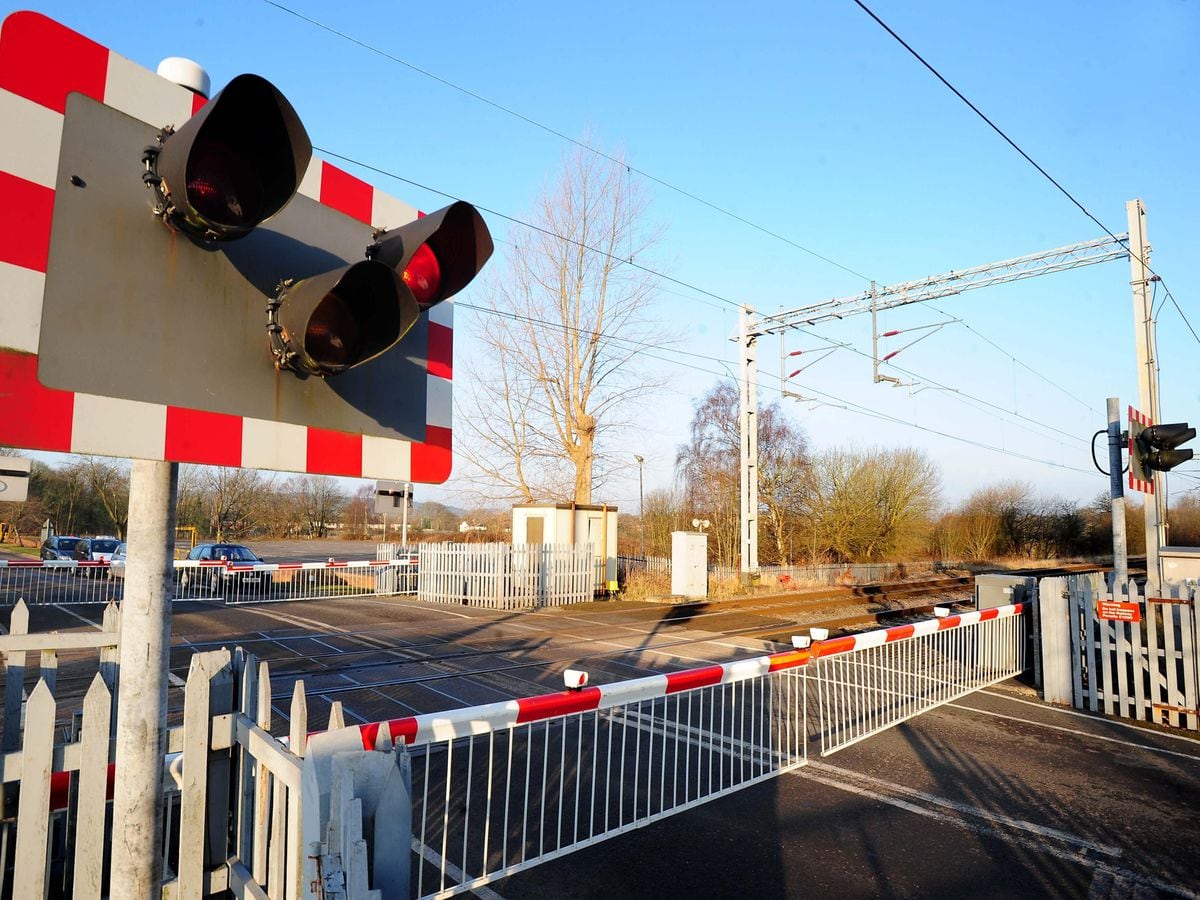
[945,702,1200,762]
[412,837,506,900]
[806,761,1122,856]
[796,765,1197,898]
[51,604,104,629]
[979,688,1200,747]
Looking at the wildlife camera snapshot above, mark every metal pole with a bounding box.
[401,483,410,546]
[1127,199,1163,589]
[635,455,645,560]
[1107,398,1128,591]
[871,281,880,383]
[738,305,758,580]
[110,459,178,898]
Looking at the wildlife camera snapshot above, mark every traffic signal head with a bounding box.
[373,201,494,308]
[1139,423,1195,472]
[268,260,418,377]
[33,54,493,464]
[145,73,311,242]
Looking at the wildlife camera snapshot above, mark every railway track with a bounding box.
[40,559,1141,724]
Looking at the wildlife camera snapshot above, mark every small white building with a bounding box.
[511,503,619,590]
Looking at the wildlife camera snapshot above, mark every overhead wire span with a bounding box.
[852,0,1196,352]
[458,300,1097,477]
[263,0,867,282]
[280,0,1123,444]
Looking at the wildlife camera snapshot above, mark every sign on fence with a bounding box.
[1097,601,1141,623]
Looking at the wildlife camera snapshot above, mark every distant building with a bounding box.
[511,503,618,590]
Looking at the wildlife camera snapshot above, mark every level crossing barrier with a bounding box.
[364,602,1027,896]
[0,556,418,606]
[0,600,1029,897]
[808,605,1027,756]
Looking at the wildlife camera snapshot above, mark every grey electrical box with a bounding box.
[975,574,1031,610]
[671,531,708,598]
[1162,546,1200,585]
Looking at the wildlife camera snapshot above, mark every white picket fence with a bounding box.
[1040,574,1199,730]
[417,543,596,608]
[0,603,306,898]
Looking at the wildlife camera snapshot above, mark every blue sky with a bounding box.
[8,0,1200,514]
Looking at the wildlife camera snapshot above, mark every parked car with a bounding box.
[72,537,122,578]
[179,543,267,593]
[108,542,127,580]
[40,535,82,561]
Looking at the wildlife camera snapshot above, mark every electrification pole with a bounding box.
[1127,199,1163,589]
[739,305,758,580]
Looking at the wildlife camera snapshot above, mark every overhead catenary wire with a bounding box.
[458,300,1098,477]
[262,0,868,282]
[852,0,1198,352]
[317,143,1099,451]
[272,0,1123,433]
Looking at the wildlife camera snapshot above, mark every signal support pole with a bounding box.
[110,459,178,897]
[1127,199,1163,589]
[739,305,758,581]
[1107,398,1128,591]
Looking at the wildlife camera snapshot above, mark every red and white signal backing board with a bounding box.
[0,11,454,482]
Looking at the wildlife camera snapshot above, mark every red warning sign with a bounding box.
[1097,601,1142,623]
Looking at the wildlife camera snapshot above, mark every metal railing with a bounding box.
[0,557,418,606]
[179,557,418,605]
[808,606,1027,756]
[339,603,1029,895]
[328,648,809,898]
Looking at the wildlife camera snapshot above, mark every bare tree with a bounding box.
[80,457,130,538]
[460,142,664,504]
[202,467,272,541]
[292,475,345,538]
[676,382,810,567]
[799,447,940,562]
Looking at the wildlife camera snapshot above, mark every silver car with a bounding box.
[108,542,127,580]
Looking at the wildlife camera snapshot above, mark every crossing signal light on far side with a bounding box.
[1130,410,1194,493]
[1136,423,1195,473]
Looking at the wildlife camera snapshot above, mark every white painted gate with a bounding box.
[1039,574,1199,730]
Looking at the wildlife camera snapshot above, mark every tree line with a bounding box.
[0,457,468,543]
[645,383,1200,566]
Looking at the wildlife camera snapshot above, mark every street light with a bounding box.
[634,454,645,561]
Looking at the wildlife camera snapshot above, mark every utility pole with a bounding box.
[110,460,178,895]
[1127,199,1163,590]
[739,305,758,581]
[401,483,411,545]
[1107,398,1128,591]
[634,454,646,560]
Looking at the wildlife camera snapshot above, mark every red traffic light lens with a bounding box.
[186,139,266,229]
[305,291,363,373]
[402,243,442,306]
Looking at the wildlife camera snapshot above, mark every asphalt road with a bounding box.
[7,591,1199,898]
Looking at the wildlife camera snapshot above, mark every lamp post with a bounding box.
[634,454,645,560]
